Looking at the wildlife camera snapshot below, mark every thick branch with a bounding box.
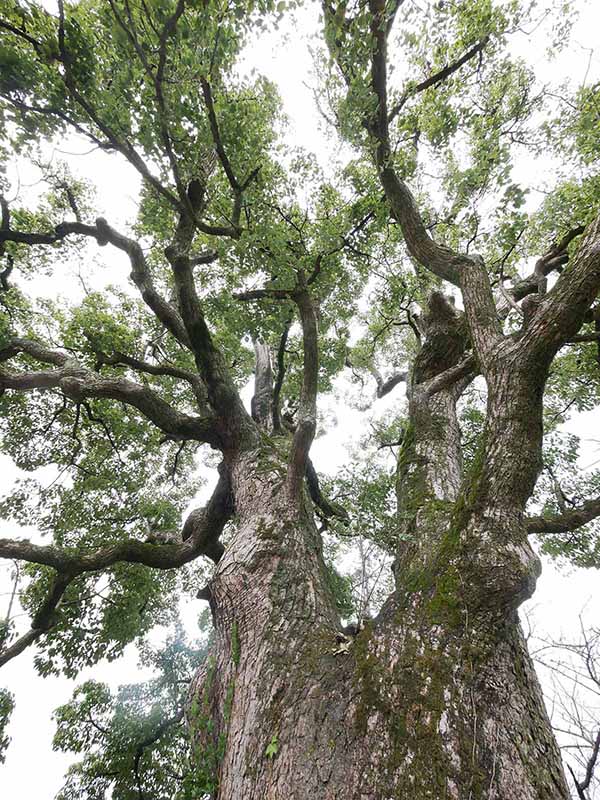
[424,353,478,397]
[0,468,232,668]
[373,370,407,399]
[287,281,319,498]
[0,572,71,668]
[511,225,586,302]
[0,361,218,445]
[272,313,293,433]
[0,337,70,366]
[251,341,273,431]
[527,496,600,535]
[0,216,191,350]
[164,221,255,448]
[522,213,600,361]
[306,458,349,526]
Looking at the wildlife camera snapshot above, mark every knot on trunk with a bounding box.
[413,291,468,384]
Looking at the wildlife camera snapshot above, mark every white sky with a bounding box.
[2,0,600,796]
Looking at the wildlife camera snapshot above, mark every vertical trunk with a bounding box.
[187,450,568,798]
[186,299,568,798]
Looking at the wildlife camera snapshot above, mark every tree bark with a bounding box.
[186,296,569,799]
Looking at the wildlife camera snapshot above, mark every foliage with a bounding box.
[0,0,599,792]
[0,687,14,764]
[53,629,206,800]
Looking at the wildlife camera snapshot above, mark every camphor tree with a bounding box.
[1,0,600,797]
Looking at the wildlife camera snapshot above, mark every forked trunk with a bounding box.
[187,443,568,798]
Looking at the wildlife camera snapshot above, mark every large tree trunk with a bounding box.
[186,448,567,798]
[187,326,570,800]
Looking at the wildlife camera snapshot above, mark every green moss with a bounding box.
[231,620,240,666]
[187,658,237,797]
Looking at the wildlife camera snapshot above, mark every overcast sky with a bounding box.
[2,0,600,796]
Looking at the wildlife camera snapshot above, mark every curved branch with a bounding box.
[0,361,218,445]
[306,458,349,527]
[510,225,586,303]
[94,350,209,408]
[372,369,407,399]
[424,353,478,397]
[522,213,600,361]
[0,468,232,668]
[0,572,72,668]
[0,471,232,574]
[0,216,191,351]
[527,496,600,535]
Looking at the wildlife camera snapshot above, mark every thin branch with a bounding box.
[387,36,490,124]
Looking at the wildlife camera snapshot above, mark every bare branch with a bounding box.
[424,353,478,397]
[374,370,407,399]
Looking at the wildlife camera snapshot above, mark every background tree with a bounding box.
[1,0,600,797]
[526,612,600,800]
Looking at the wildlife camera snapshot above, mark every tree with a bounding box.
[0,0,600,797]
[527,612,600,800]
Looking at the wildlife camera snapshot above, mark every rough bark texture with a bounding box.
[186,295,569,799]
[186,448,567,799]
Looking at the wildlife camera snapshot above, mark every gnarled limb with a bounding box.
[521,213,600,363]
[0,215,192,350]
[527,495,600,535]
[0,360,218,445]
[0,466,232,668]
[511,225,587,302]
